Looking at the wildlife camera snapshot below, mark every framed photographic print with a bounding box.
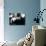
[9,12,25,25]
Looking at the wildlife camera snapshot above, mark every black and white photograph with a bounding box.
[9,12,25,25]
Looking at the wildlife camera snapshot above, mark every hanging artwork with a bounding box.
[9,12,25,25]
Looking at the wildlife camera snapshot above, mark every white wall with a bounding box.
[0,0,4,42]
[40,0,46,45]
[40,0,46,26]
